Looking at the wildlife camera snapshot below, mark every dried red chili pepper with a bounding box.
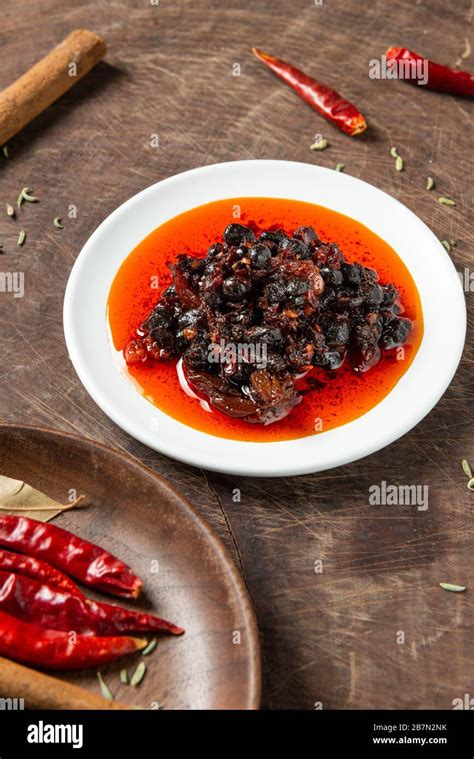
[0,570,184,636]
[0,609,146,670]
[385,47,474,98]
[0,515,143,599]
[0,548,82,597]
[252,47,367,136]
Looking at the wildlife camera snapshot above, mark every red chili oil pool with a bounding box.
[107,197,424,442]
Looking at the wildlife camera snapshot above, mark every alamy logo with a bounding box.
[0,697,24,710]
[369,480,428,511]
[208,339,268,369]
[27,721,83,749]
[0,271,24,298]
[459,268,474,293]
[369,54,428,85]
[453,694,474,710]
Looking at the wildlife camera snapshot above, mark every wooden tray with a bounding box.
[0,424,261,709]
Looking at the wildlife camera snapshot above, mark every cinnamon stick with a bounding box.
[0,657,129,710]
[0,29,107,146]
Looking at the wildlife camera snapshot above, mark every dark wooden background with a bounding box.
[0,0,472,709]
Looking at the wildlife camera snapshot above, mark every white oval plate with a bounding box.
[64,160,466,477]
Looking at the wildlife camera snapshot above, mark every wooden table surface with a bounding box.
[0,0,472,709]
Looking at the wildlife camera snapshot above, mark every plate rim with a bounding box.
[0,422,262,710]
[63,159,466,477]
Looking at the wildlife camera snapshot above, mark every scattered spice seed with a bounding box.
[463,455,473,477]
[17,187,39,207]
[335,163,345,172]
[310,137,328,150]
[390,146,399,158]
[468,478,474,492]
[2,146,8,158]
[438,197,456,206]
[440,240,451,252]
[130,661,146,687]
[53,217,64,229]
[439,582,466,593]
[395,155,404,172]
[142,638,157,656]
[6,204,14,218]
[22,189,39,203]
[455,37,471,68]
[119,668,128,685]
[17,230,26,247]
[426,177,434,191]
[97,671,114,701]
[0,244,4,254]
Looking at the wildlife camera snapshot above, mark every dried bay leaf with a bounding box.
[0,476,24,501]
[0,474,84,522]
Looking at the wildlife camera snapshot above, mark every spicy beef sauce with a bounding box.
[107,197,423,442]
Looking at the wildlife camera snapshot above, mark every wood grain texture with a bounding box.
[0,0,472,709]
